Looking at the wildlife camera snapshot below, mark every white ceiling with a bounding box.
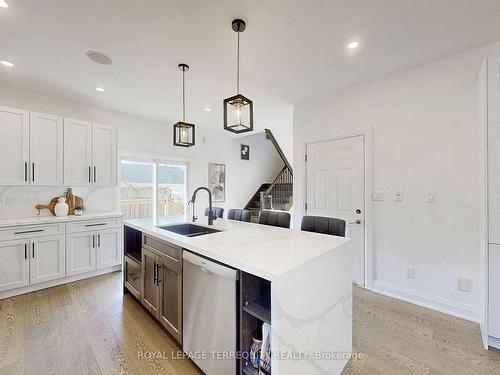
[1,0,500,128]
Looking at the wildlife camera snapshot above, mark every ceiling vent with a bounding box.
[86,51,112,65]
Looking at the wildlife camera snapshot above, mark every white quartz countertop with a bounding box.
[0,212,124,228]
[124,216,350,281]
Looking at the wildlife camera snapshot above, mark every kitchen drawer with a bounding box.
[143,235,182,266]
[0,223,65,241]
[66,218,122,233]
[124,256,142,298]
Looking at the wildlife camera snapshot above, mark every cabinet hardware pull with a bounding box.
[89,166,91,183]
[85,223,106,227]
[32,242,35,258]
[92,234,95,248]
[156,264,161,285]
[32,162,35,182]
[24,162,28,182]
[128,273,138,281]
[24,244,27,260]
[14,229,44,235]
[94,166,96,183]
[98,234,100,247]
[153,261,157,283]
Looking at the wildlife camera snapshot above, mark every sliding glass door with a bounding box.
[120,159,188,221]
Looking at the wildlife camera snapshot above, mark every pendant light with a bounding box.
[173,63,195,147]
[224,19,253,134]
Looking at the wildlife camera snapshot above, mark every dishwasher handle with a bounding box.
[183,251,238,281]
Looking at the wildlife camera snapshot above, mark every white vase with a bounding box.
[54,197,69,217]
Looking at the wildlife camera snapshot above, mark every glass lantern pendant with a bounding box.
[224,19,254,134]
[173,63,195,147]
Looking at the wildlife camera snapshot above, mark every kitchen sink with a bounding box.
[157,223,221,237]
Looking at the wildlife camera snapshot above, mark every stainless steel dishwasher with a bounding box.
[183,251,239,375]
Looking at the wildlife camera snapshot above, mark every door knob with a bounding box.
[356,209,362,214]
[349,220,361,225]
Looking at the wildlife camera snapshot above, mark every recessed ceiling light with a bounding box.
[86,51,112,65]
[0,60,14,67]
[204,108,211,112]
[0,1,8,9]
[348,41,360,49]
[96,87,105,92]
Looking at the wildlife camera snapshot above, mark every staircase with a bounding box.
[244,129,293,222]
[244,183,271,222]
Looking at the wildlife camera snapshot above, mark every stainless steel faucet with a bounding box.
[189,186,216,225]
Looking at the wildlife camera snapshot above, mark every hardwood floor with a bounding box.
[0,272,498,375]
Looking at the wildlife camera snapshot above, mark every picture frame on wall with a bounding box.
[241,144,250,160]
[208,163,226,202]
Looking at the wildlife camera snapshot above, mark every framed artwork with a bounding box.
[241,144,250,160]
[208,163,226,202]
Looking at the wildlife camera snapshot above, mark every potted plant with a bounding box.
[74,205,85,216]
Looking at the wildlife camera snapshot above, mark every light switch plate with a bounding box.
[372,191,384,201]
[426,192,437,203]
[405,267,415,278]
[394,192,404,202]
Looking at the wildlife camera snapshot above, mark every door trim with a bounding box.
[303,128,373,289]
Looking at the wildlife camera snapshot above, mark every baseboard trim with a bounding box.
[371,280,480,323]
[489,336,500,349]
[0,265,122,300]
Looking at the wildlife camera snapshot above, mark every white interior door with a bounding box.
[0,106,29,185]
[30,235,65,285]
[30,112,63,186]
[306,135,365,285]
[92,123,117,186]
[64,118,92,186]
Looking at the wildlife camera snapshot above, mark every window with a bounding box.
[157,163,187,219]
[120,159,188,220]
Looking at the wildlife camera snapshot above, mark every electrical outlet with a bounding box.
[426,192,437,203]
[4,196,13,206]
[458,278,473,292]
[405,267,415,278]
[394,192,404,202]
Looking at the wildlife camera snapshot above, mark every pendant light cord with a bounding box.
[182,70,186,122]
[237,30,240,94]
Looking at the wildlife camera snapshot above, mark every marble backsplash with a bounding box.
[0,185,118,218]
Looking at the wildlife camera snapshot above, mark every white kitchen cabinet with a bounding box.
[92,123,117,186]
[66,232,96,276]
[30,112,64,186]
[30,235,65,285]
[64,118,93,186]
[96,227,122,269]
[489,244,500,339]
[0,106,29,185]
[0,239,29,292]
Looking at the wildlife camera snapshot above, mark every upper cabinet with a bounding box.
[92,124,117,186]
[64,120,117,186]
[0,105,117,187]
[30,112,64,186]
[0,106,29,185]
[63,118,93,186]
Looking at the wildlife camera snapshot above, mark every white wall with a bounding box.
[293,41,500,322]
[0,85,284,219]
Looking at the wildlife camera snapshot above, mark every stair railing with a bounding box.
[260,166,293,211]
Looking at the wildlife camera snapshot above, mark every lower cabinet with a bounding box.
[0,239,30,292]
[66,232,96,276]
[30,235,65,285]
[67,227,122,276]
[141,245,183,344]
[0,235,65,292]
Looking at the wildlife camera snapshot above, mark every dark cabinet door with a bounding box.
[142,249,160,317]
[159,259,183,344]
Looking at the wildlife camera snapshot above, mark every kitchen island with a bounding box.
[124,216,353,375]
